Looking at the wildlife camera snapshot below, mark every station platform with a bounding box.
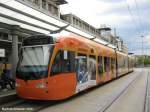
[0,89,17,105]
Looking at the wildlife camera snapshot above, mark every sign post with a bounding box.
[0,49,5,57]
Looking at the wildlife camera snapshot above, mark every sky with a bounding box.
[60,0,150,55]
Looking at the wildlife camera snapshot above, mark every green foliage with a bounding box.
[137,57,150,65]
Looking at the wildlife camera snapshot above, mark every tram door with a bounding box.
[76,54,88,92]
[88,55,96,85]
[75,54,97,93]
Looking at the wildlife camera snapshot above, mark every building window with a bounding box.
[79,21,82,28]
[83,24,85,30]
[75,19,78,25]
[93,29,95,34]
[53,7,58,15]
[86,25,89,31]
[90,27,92,33]
[77,20,80,26]
[27,0,31,2]
[76,20,78,26]
[48,3,52,12]
[0,33,8,40]
[42,0,46,9]
[73,18,76,24]
[33,0,39,5]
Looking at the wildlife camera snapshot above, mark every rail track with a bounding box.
[144,70,150,112]
[0,98,60,112]
[97,71,142,112]
[98,68,149,112]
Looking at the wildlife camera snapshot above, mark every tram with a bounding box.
[16,33,134,100]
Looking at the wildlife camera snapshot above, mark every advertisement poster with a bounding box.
[76,55,96,93]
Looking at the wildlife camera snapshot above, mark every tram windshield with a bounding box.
[16,45,54,80]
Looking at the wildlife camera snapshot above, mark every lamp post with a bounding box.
[141,35,144,71]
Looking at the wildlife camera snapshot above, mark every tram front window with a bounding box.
[16,45,53,80]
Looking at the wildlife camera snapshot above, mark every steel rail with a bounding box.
[97,71,142,112]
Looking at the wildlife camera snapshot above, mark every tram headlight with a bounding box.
[35,83,46,88]
[15,83,21,87]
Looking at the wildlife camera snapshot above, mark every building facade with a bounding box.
[18,0,67,17]
[61,14,123,48]
[61,14,100,38]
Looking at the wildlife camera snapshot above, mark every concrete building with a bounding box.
[115,36,128,54]
[17,0,67,17]
[122,44,128,54]
[97,26,117,45]
[61,14,100,38]
[61,14,123,49]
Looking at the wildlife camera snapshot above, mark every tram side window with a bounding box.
[111,58,116,72]
[104,57,110,72]
[125,57,128,68]
[119,56,124,68]
[51,50,62,75]
[76,53,87,72]
[118,57,121,69]
[89,55,96,80]
[111,58,116,69]
[62,51,75,72]
[98,56,103,75]
[76,53,88,83]
[51,50,75,76]
[104,57,107,72]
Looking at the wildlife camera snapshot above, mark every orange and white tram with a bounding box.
[16,33,134,100]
